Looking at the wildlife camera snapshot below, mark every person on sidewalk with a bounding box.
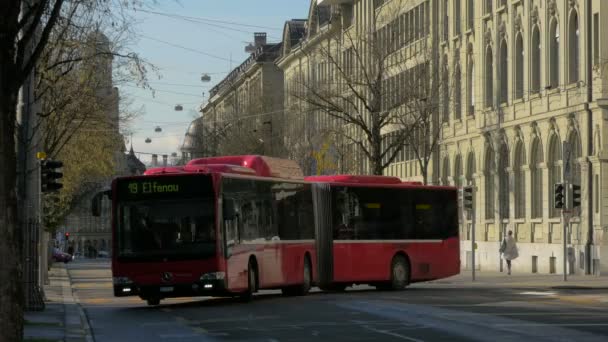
[500,230,519,275]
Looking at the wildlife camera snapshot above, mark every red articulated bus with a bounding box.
[92,155,459,306]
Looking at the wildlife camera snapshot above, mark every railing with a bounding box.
[23,219,45,311]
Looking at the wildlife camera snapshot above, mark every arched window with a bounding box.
[499,39,508,104]
[443,56,450,122]
[569,11,580,83]
[513,141,526,218]
[498,143,510,219]
[466,151,477,221]
[548,134,562,218]
[454,154,463,187]
[531,25,541,93]
[531,137,543,218]
[515,33,524,99]
[485,146,496,220]
[468,0,474,30]
[442,156,451,185]
[568,130,582,217]
[485,46,494,108]
[455,64,462,120]
[549,19,560,89]
[468,44,475,115]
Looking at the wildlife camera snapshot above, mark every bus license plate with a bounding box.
[160,286,174,293]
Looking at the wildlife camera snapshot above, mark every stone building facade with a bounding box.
[276,0,608,274]
[198,33,284,159]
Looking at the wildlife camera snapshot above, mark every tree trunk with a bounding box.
[0,9,24,340]
[0,70,24,342]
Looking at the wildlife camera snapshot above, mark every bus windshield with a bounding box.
[117,198,216,261]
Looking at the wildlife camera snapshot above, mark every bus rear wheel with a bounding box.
[240,260,257,302]
[389,255,410,290]
[282,257,312,296]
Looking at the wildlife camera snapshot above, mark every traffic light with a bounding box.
[554,183,564,209]
[64,232,70,240]
[41,159,63,192]
[571,184,581,208]
[463,186,474,211]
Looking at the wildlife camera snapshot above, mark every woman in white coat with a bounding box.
[500,230,519,275]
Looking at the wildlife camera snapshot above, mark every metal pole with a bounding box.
[472,207,476,281]
[563,180,569,282]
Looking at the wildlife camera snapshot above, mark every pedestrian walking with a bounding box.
[500,230,519,275]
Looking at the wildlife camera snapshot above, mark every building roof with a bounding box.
[126,145,146,175]
[208,42,283,98]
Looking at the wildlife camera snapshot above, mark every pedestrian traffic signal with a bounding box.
[41,159,63,192]
[571,184,581,208]
[463,186,474,211]
[554,183,564,209]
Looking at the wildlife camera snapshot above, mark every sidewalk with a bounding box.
[23,262,93,342]
[424,270,608,290]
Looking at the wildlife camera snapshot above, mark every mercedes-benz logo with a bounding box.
[161,272,173,282]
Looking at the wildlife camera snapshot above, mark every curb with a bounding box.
[65,264,95,342]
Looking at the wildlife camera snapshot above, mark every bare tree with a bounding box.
[291,1,450,181]
[0,1,156,340]
[293,1,416,176]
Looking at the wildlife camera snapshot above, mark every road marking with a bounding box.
[519,291,557,296]
[493,323,608,327]
[360,324,426,342]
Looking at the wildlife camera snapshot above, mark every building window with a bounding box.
[442,57,450,122]
[454,154,463,188]
[531,137,543,219]
[468,49,475,115]
[568,130,582,217]
[485,146,496,220]
[548,135,562,218]
[485,0,492,15]
[569,11,580,84]
[531,25,541,94]
[499,39,508,104]
[443,0,449,41]
[594,13,600,66]
[442,156,451,185]
[466,151,476,220]
[549,19,560,89]
[455,64,462,120]
[515,33,524,99]
[485,46,494,108]
[513,141,526,219]
[455,0,462,35]
[468,0,474,30]
[498,143,510,219]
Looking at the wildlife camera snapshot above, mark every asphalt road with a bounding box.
[69,259,608,342]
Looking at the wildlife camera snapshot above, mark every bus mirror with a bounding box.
[91,190,111,217]
[223,199,236,220]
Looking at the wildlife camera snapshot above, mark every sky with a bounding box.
[119,0,311,164]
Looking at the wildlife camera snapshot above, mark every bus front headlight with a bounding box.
[200,272,225,281]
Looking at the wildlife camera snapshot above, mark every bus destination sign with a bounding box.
[117,175,212,200]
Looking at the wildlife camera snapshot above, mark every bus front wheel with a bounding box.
[146,297,161,306]
[389,255,410,290]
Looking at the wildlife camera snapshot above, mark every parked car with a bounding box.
[97,251,109,258]
[53,251,72,263]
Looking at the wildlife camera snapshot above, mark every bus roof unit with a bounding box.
[305,175,403,184]
[187,155,303,179]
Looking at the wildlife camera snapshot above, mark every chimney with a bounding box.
[162,155,168,167]
[254,32,267,47]
[151,154,158,167]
